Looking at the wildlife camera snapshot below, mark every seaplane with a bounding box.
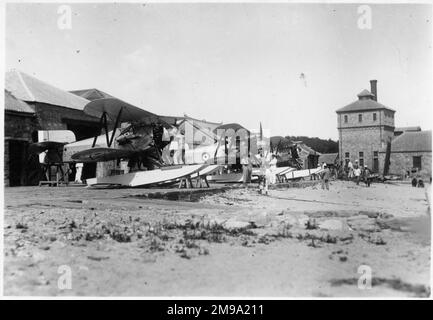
[62,98,222,187]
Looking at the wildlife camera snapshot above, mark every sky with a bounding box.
[5,2,432,140]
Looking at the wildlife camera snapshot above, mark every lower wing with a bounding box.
[29,141,66,154]
[71,148,137,162]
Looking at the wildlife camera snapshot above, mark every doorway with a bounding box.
[8,140,28,186]
[373,151,379,172]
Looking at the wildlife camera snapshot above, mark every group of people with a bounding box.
[346,159,372,187]
[240,149,278,195]
[241,149,335,195]
[241,151,376,194]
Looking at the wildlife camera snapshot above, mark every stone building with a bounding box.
[6,70,100,139]
[4,70,101,185]
[336,80,431,178]
[4,90,38,186]
[378,130,431,178]
[336,80,395,172]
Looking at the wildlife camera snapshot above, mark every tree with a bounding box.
[284,136,338,154]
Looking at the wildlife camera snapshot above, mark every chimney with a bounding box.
[370,80,377,101]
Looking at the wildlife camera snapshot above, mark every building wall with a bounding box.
[338,109,390,129]
[4,112,39,186]
[5,103,101,186]
[339,127,381,169]
[380,109,395,127]
[33,102,99,135]
[337,109,395,172]
[4,112,38,141]
[378,151,432,178]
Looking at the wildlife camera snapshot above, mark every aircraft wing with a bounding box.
[158,115,184,126]
[84,98,161,124]
[63,129,121,162]
[29,141,66,155]
[71,147,137,162]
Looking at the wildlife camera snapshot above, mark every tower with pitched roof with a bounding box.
[336,80,395,172]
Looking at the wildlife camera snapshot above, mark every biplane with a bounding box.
[64,98,175,168]
[62,98,220,187]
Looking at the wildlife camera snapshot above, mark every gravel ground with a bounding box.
[3,180,431,297]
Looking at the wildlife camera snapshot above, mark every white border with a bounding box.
[1,0,432,300]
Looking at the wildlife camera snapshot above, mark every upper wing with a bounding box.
[158,115,184,126]
[37,130,76,144]
[84,98,160,124]
[71,147,137,162]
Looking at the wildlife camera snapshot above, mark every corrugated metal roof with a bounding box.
[4,89,35,114]
[5,69,90,110]
[391,130,432,153]
[70,88,115,101]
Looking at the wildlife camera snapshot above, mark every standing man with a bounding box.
[75,162,83,183]
[347,160,354,180]
[354,159,359,171]
[171,129,184,164]
[256,148,271,195]
[269,154,278,185]
[241,152,253,188]
[354,165,362,185]
[321,163,330,190]
[363,165,371,187]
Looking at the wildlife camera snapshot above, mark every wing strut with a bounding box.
[108,107,123,147]
[91,111,117,148]
[92,112,107,148]
[213,135,224,163]
[103,112,110,147]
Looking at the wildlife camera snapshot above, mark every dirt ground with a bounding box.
[3,180,431,297]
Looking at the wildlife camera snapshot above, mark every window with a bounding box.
[373,151,378,157]
[345,152,350,158]
[344,115,348,123]
[413,156,422,170]
[373,113,377,121]
[359,152,364,167]
[358,114,362,122]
